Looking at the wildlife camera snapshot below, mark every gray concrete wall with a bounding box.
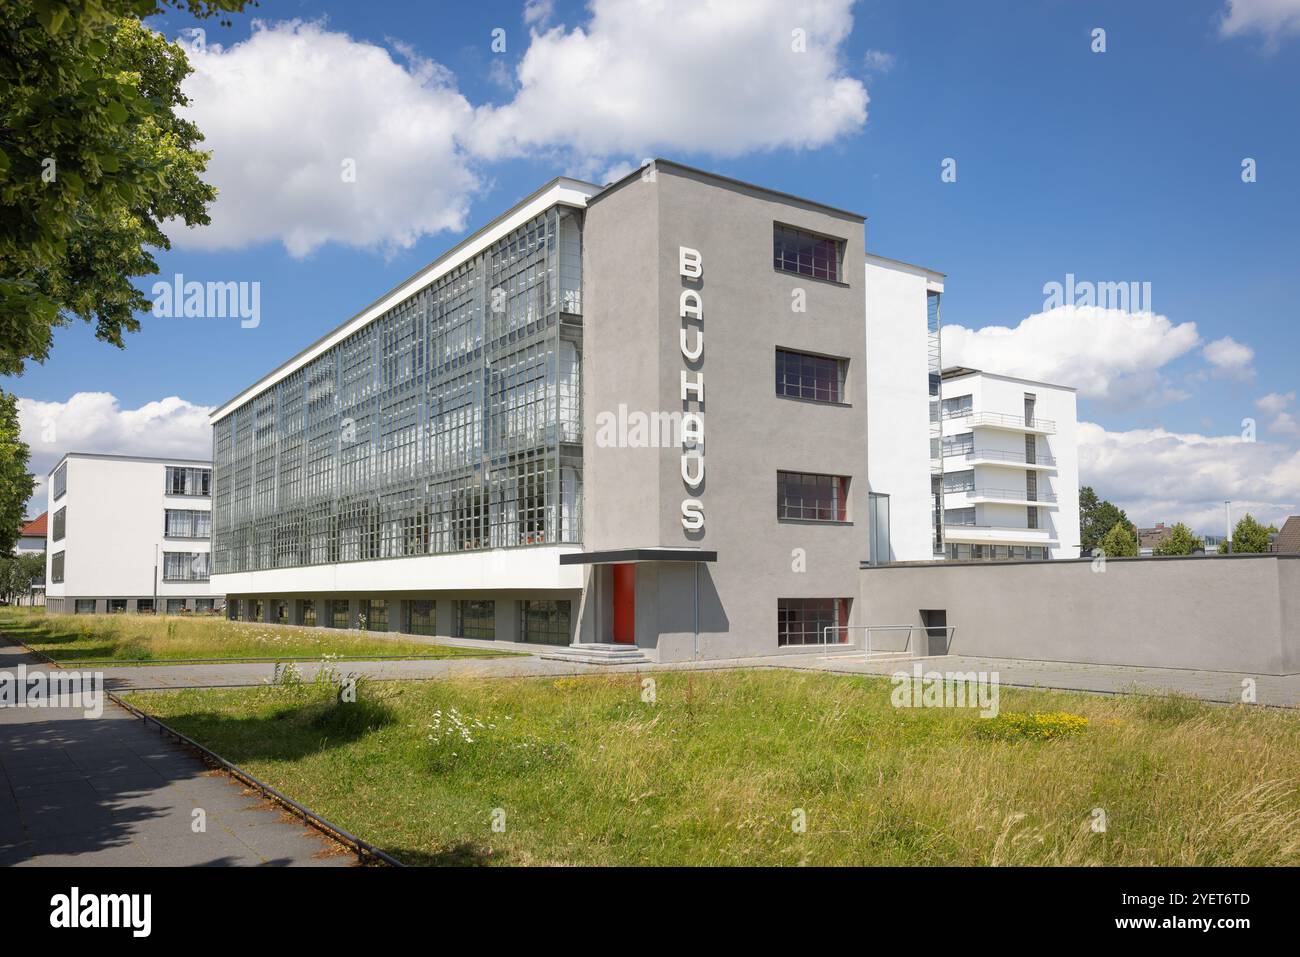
[583,162,869,660]
[859,555,1300,675]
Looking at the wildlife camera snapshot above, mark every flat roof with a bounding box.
[940,366,1077,393]
[47,451,212,478]
[208,175,603,422]
[559,547,718,565]
[591,158,866,222]
[863,251,946,279]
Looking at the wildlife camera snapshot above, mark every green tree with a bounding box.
[1219,513,1276,554]
[2,552,46,603]
[1079,486,1132,554]
[0,394,35,554]
[1152,522,1203,556]
[1098,520,1138,558]
[0,0,251,375]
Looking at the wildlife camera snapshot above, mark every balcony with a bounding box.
[941,409,1056,434]
[943,448,1057,470]
[945,487,1058,507]
[942,523,1056,546]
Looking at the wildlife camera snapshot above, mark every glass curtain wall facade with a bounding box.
[212,206,585,575]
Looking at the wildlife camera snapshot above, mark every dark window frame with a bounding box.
[775,348,848,404]
[777,470,850,523]
[773,223,845,283]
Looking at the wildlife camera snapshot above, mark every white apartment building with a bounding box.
[939,368,1081,560]
[863,254,945,563]
[44,453,218,614]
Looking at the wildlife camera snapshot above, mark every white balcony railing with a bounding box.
[941,409,1056,433]
[943,448,1057,467]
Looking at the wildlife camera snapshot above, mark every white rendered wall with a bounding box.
[863,258,940,562]
[212,545,586,597]
[46,456,214,599]
[941,373,1080,559]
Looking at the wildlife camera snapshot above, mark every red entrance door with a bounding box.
[611,563,636,645]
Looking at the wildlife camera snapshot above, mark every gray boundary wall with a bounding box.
[859,554,1299,675]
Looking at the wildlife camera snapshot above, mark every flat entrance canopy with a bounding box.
[559,547,718,565]
[559,547,717,648]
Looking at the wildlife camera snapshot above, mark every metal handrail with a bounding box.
[819,624,956,657]
[950,487,1058,503]
[941,409,1057,432]
[943,448,1058,467]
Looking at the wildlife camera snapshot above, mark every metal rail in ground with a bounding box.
[8,636,405,868]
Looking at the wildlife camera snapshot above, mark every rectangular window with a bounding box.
[457,599,496,640]
[407,599,436,636]
[228,600,241,621]
[166,598,186,614]
[941,394,973,418]
[366,599,388,630]
[778,597,851,647]
[775,349,846,403]
[276,601,289,624]
[945,507,977,526]
[519,599,572,646]
[165,466,212,497]
[942,432,975,457]
[136,598,154,614]
[867,493,890,566]
[50,550,65,583]
[53,462,67,500]
[164,509,212,539]
[248,599,263,622]
[162,552,209,581]
[773,224,843,282]
[331,599,349,629]
[943,469,975,492]
[74,598,95,614]
[108,598,127,614]
[195,598,214,613]
[777,471,849,522]
[301,599,315,626]
[52,506,66,541]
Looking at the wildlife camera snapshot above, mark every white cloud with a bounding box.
[941,306,1201,402]
[1202,335,1255,378]
[467,0,868,163]
[863,49,896,73]
[171,20,479,258]
[1218,0,1300,49]
[523,0,556,27]
[1256,390,1295,414]
[17,393,213,508]
[1079,420,1299,531]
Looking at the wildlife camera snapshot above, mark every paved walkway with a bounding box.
[89,646,1300,706]
[0,642,353,866]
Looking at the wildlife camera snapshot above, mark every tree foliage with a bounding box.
[1079,485,1132,554]
[0,393,35,554]
[1219,513,1276,554]
[1098,520,1138,558]
[1152,522,1203,556]
[0,552,46,603]
[0,0,252,375]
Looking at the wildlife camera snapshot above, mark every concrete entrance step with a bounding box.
[540,643,651,665]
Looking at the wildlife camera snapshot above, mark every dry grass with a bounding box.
[123,669,1300,866]
[1,610,518,664]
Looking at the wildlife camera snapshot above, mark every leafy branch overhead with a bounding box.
[0,0,252,376]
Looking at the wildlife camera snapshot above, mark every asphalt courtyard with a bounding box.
[0,641,352,867]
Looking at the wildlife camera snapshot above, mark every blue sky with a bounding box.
[10,0,1300,531]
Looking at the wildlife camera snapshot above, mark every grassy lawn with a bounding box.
[123,670,1300,866]
[0,610,520,664]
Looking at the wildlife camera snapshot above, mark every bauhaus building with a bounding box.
[210,160,1079,662]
